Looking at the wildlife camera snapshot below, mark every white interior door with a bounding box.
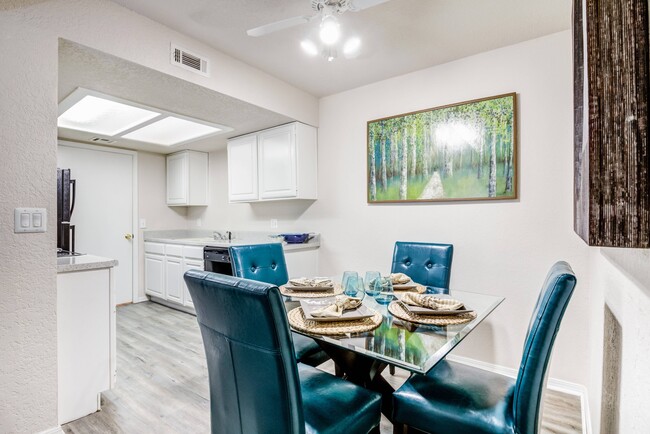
[58,143,135,305]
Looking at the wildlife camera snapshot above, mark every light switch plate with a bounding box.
[14,208,47,233]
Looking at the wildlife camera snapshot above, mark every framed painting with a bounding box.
[367,93,517,203]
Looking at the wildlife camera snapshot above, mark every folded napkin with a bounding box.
[310,296,362,318]
[401,293,464,311]
[390,273,411,285]
[289,277,333,287]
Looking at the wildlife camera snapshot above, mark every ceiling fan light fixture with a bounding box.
[300,39,319,56]
[319,14,340,45]
[343,36,361,57]
[321,47,338,62]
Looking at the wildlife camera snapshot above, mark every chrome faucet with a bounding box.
[213,231,233,241]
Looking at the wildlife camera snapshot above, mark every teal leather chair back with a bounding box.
[513,261,577,433]
[184,270,304,433]
[391,241,453,293]
[392,261,577,434]
[230,243,289,286]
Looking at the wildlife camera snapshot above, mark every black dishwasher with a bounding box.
[203,247,233,275]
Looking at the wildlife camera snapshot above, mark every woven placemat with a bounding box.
[393,284,427,294]
[288,307,383,335]
[388,301,477,325]
[280,283,344,298]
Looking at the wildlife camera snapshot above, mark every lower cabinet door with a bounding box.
[144,254,164,297]
[165,256,183,303]
[183,259,204,308]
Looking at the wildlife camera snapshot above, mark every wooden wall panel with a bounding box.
[574,0,650,248]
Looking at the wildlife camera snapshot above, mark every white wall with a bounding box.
[192,31,592,387]
[0,1,317,431]
[0,7,58,432]
[587,248,650,433]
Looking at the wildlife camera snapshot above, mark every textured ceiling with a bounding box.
[58,40,292,153]
[108,0,571,97]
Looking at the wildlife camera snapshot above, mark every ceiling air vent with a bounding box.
[91,137,115,144]
[170,44,209,76]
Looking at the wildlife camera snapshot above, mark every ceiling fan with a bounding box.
[246,0,391,38]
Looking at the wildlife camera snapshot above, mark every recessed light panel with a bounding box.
[58,95,160,135]
[122,116,221,146]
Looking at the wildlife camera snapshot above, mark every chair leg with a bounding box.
[392,422,408,434]
[389,365,395,375]
[334,362,344,378]
[369,425,381,434]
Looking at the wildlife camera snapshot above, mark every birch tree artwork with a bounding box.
[367,93,517,203]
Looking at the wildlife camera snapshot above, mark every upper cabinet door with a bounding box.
[227,135,258,202]
[258,124,297,200]
[166,151,209,206]
[166,152,188,205]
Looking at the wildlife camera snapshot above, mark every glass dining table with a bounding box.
[283,286,504,419]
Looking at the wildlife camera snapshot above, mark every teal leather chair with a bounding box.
[184,270,382,434]
[391,261,577,434]
[229,243,330,367]
[391,242,454,294]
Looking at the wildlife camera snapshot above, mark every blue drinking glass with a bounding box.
[344,275,365,300]
[342,271,358,291]
[365,271,381,297]
[374,277,394,304]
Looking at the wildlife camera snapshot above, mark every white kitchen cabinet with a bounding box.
[227,134,258,202]
[144,253,164,298]
[182,259,204,308]
[167,150,209,206]
[144,242,201,310]
[58,266,115,424]
[227,122,317,202]
[165,256,183,303]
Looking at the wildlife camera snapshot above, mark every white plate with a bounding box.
[392,283,418,290]
[284,285,334,292]
[399,302,473,316]
[300,301,374,322]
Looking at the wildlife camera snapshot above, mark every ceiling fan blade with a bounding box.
[247,15,316,37]
[348,0,391,11]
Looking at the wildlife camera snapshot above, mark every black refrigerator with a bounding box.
[57,168,76,253]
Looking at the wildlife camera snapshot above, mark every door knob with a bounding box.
[125,233,134,240]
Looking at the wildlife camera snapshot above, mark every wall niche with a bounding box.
[573,0,650,248]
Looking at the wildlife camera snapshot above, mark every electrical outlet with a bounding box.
[270,219,278,229]
[139,218,147,229]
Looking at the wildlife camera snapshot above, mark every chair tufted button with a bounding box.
[405,261,411,266]
[426,263,433,269]
[250,266,256,272]
[271,263,277,270]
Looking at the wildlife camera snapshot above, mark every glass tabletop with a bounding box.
[283,289,504,374]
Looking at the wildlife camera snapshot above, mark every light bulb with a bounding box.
[300,39,318,56]
[343,37,361,57]
[319,14,340,45]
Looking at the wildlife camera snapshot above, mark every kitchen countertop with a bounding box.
[143,230,320,252]
[57,254,119,273]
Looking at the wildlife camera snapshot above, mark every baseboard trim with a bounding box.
[133,295,149,303]
[37,426,64,434]
[446,355,591,434]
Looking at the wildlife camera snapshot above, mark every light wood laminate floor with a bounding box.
[63,302,582,434]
